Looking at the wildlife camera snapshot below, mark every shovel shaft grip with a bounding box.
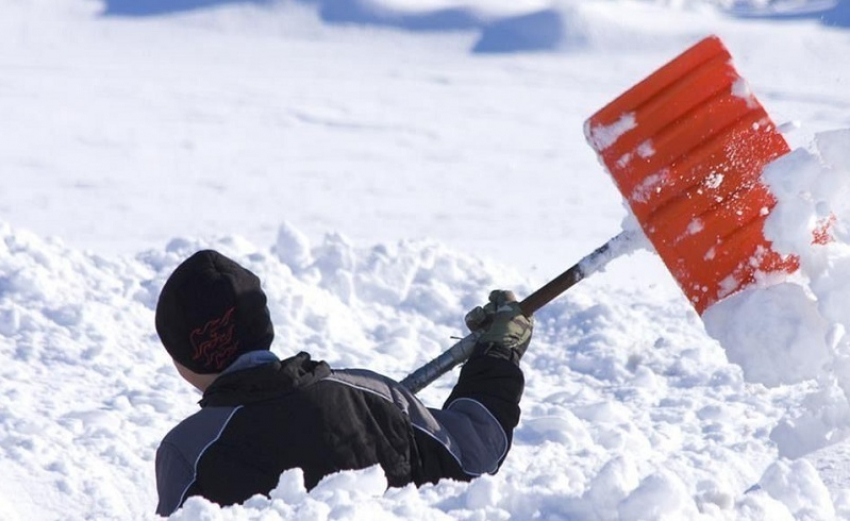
[517,264,584,317]
[402,230,639,394]
[519,230,638,316]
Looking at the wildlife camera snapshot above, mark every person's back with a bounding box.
[154,250,531,515]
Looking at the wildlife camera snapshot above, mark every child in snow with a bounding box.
[153,249,532,516]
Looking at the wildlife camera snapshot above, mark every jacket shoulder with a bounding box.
[155,406,242,516]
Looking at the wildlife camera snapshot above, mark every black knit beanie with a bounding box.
[155,250,274,374]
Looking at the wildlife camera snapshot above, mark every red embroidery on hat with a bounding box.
[190,307,239,370]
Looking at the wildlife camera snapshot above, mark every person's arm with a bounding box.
[419,290,531,478]
[442,354,524,450]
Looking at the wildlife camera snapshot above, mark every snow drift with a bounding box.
[2,210,849,519]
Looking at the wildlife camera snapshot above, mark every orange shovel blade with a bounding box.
[585,35,796,314]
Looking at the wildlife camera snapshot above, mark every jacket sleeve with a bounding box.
[329,361,523,485]
[443,354,525,443]
[155,406,242,516]
[411,354,525,484]
[155,441,195,517]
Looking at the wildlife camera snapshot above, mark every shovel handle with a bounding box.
[518,230,638,316]
[401,230,640,394]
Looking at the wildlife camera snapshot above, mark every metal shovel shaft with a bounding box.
[401,229,640,394]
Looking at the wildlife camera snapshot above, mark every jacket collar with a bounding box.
[221,350,280,375]
[200,351,331,407]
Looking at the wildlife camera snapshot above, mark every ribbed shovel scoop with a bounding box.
[585,35,796,314]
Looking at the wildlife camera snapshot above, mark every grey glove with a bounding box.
[464,290,533,365]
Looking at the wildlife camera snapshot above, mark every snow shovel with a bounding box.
[402,35,794,394]
[586,34,795,314]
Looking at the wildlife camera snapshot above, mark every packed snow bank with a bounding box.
[2,218,844,520]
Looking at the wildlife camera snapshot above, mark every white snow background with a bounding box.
[3,0,850,519]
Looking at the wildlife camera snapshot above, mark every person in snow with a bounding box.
[154,249,532,516]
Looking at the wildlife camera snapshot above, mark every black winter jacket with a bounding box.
[155,350,524,516]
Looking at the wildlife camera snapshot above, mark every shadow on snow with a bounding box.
[98,0,564,53]
[101,0,274,16]
[99,0,478,28]
[728,0,850,27]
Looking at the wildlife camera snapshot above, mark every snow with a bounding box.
[731,77,759,109]
[4,0,850,519]
[702,129,850,461]
[586,113,638,152]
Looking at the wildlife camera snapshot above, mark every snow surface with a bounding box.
[4,0,850,519]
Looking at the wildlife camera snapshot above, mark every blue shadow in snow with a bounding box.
[472,9,564,54]
[812,0,850,26]
[102,0,485,31]
[316,0,481,31]
[729,0,850,27]
[102,0,274,17]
